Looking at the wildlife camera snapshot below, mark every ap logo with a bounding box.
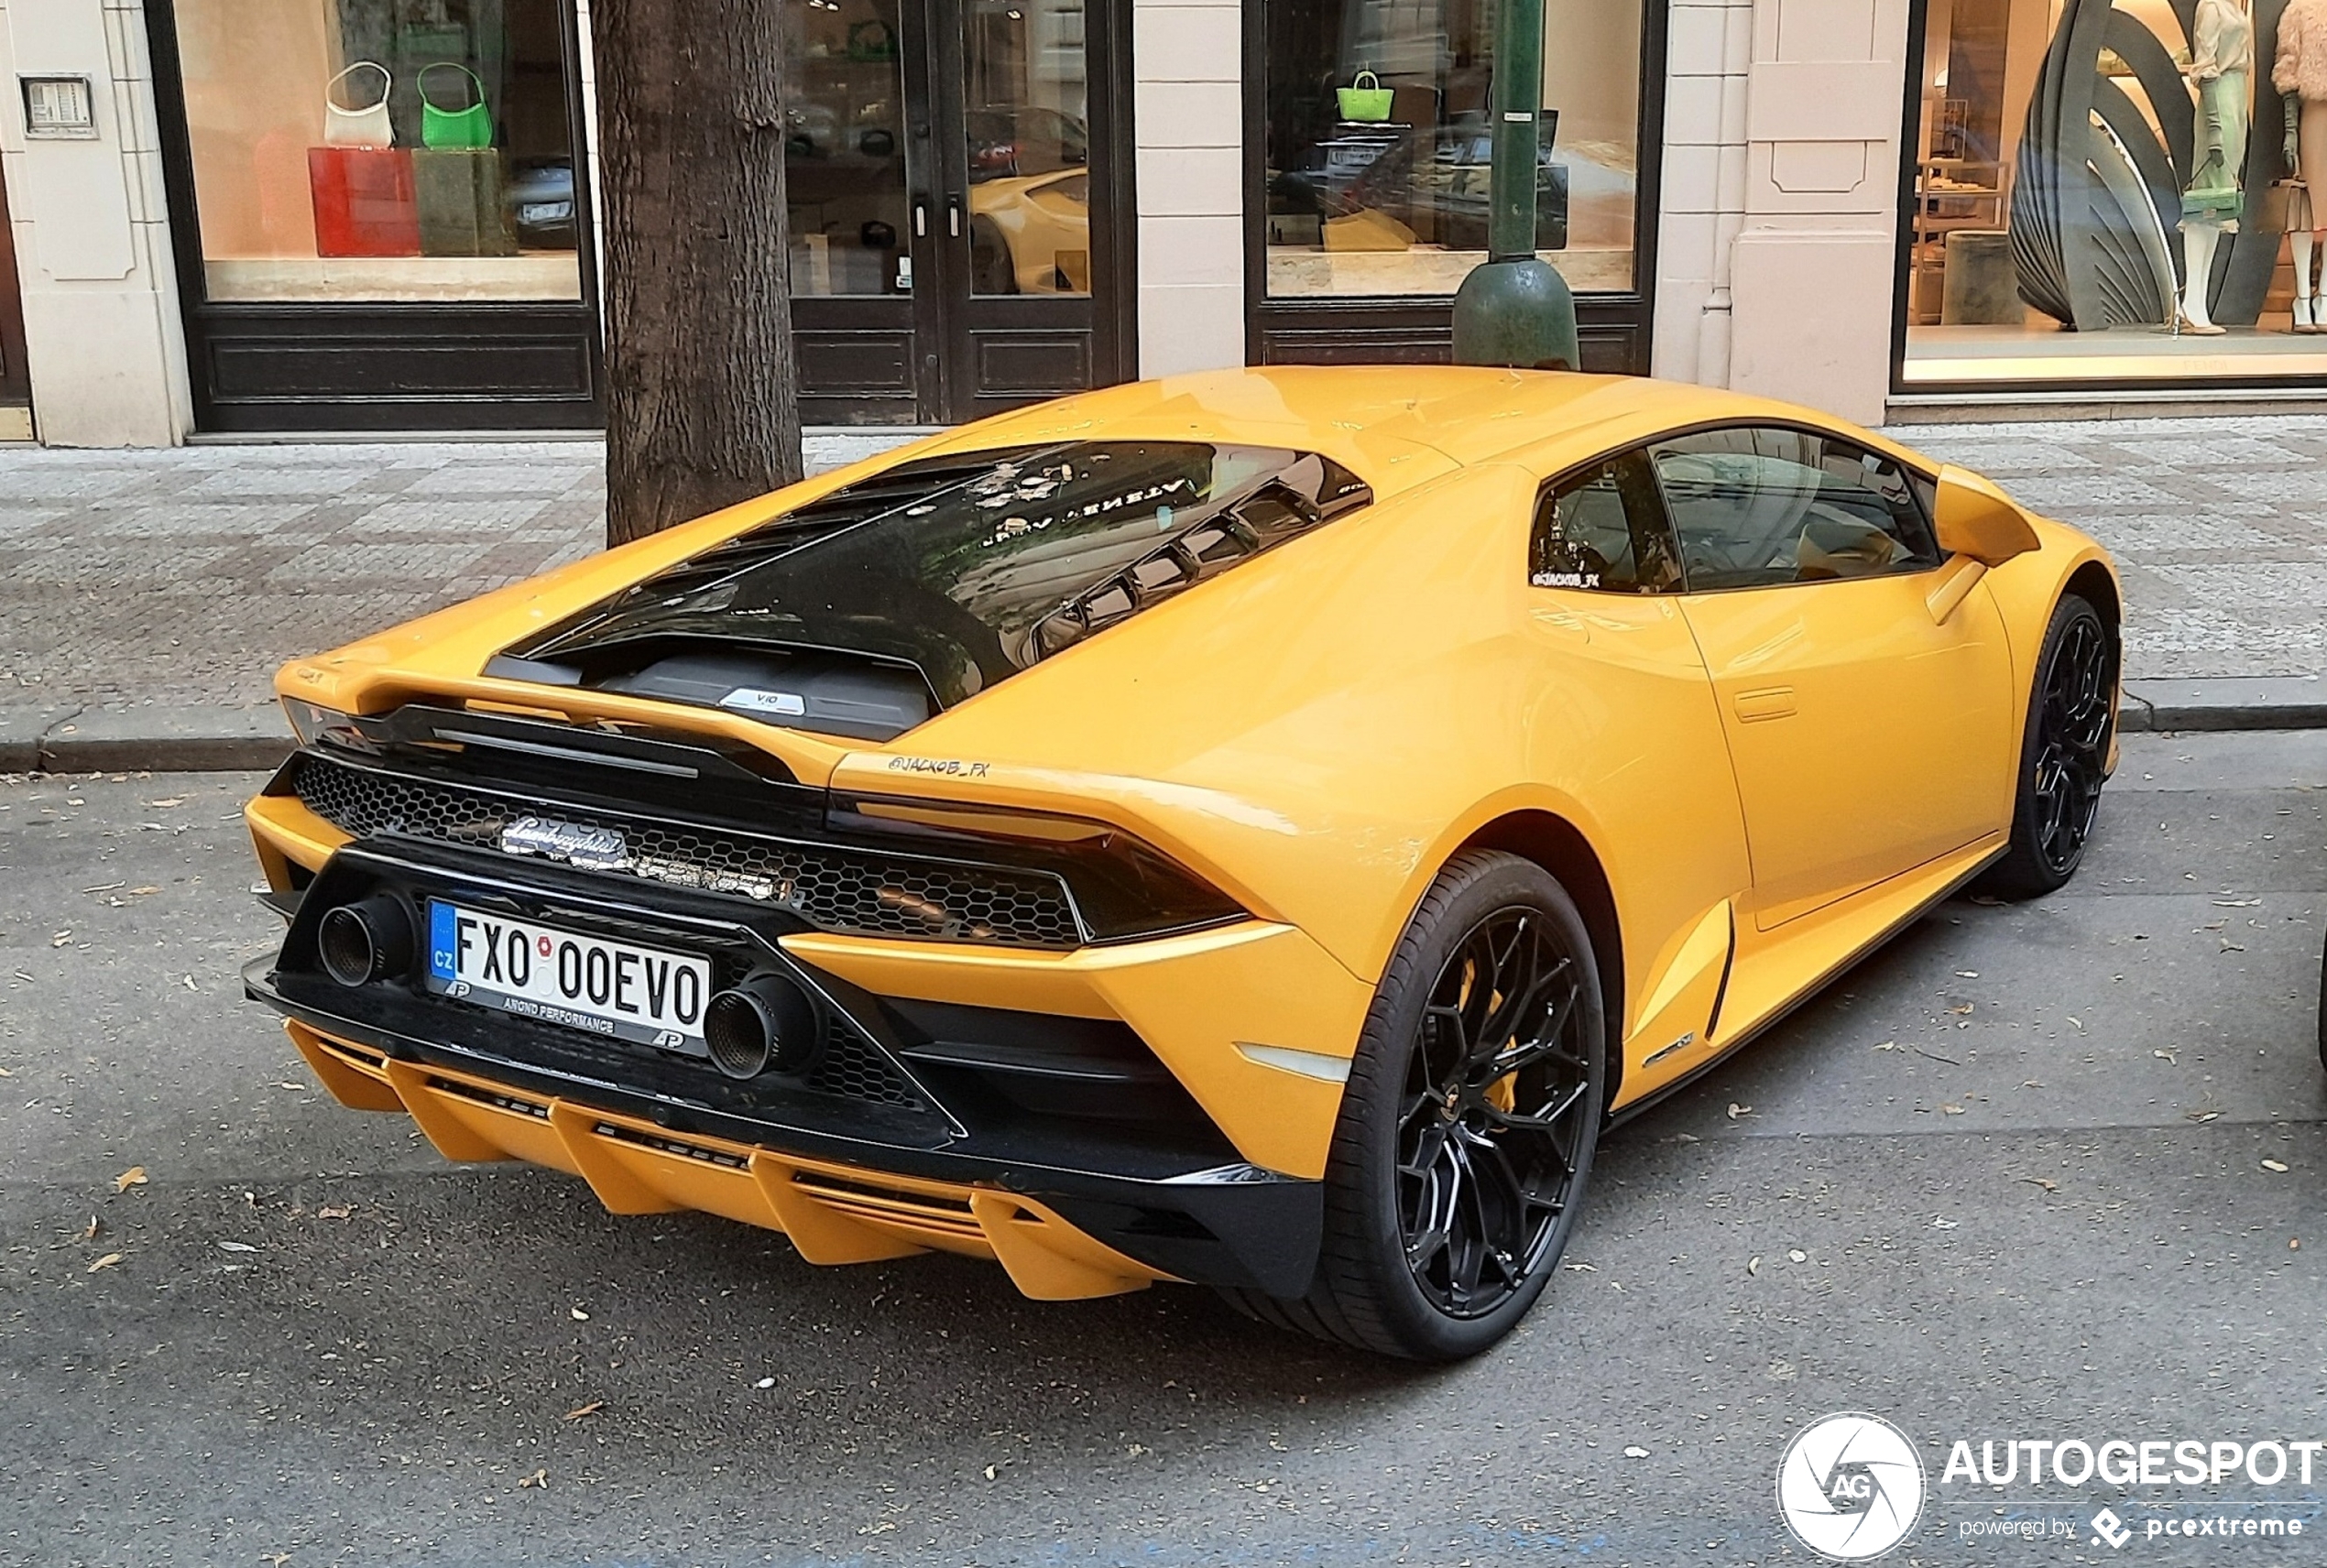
[1776,1413,1927,1561]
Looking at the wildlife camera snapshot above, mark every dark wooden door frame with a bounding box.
[0,155,34,406]
[1240,0,1667,376]
[929,0,1135,423]
[145,0,606,432]
[793,0,1139,425]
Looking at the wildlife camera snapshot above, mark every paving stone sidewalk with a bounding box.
[0,416,2319,724]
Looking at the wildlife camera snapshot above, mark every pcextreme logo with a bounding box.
[1776,1413,1928,1561]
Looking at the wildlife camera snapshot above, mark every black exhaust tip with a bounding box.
[704,974,818,1080]
[318,895,414,987]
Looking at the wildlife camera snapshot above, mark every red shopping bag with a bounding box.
[308,147,421,257]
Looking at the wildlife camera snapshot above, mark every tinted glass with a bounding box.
[513,443,1372,705]
[1529,449,1678,593]
[1649,428,1943,592]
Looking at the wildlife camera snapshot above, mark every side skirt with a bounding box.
[1603,843,2007,1129]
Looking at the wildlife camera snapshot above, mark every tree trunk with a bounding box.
[590,0,803,546]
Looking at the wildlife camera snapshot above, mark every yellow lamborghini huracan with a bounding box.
[245,368,2120,1359]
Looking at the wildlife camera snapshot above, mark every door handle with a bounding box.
[912,197,929,238]
[945,193,964,237]
[1734,686,1797,723]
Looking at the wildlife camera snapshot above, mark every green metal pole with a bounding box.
[1451,0,1580,370]
[1487,0,1545,263]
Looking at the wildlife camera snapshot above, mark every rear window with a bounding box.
[508,441,1372,708]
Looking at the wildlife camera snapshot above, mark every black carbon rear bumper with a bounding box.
[247,837,1323,1296]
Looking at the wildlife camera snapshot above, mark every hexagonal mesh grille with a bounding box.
[290,756,1084,949]
[810,1017,923,1107]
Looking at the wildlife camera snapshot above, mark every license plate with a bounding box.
[426,901,712,1051]
[519,201,570,223]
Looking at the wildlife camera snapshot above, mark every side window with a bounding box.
[1529,449,1681,594]
[1648,427,1944,591]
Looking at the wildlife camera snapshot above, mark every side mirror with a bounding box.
[1932,464,2040,567]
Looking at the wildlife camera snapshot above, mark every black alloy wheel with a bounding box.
[1983,594,2116,898]
[1397,905,1595,1318]
[1220,851,1606,1359]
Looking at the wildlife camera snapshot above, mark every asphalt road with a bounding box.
[2,733,2322,1568]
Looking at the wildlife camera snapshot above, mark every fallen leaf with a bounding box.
[1942,1104,1965,1116]
[79,881,125,895]
[1767,1360,1797,1381]
[1873,1040,1902,1052]
[755,1376,775,1388]
[1622,1445,1649,1458]
[1726,1103,1753,1119]
[1932,1217,1960,1230]
[2153,1050,2178,1064]
[145,798,184,808]
[86,1252,123,1273]
[563,1401,603,1421]
[519,1468,548,1489]
[2292,1239,2302,1251]
[1787,1248,1807,1263]
[217,1240,258,1254]
[181,975,197,992]
[2212,898,2260,907]
[1948,1003,1974,1016]
[1668,1131,1700,1144]
[0,1066,12,1077]
[2263,1160,2289,1172]
[2186,1110,2221,1123]
[113,1167,147,1192]
[1563,1261,1598,1273]
[569,1307,590,1321]
[315,1204,353,1220]
[2221,942,2246,953]
[1955,970,1979,978]
[2068,1017,2084,1031]
[127,887,160,897]
[1746,1256,1761,1276]
[82,1215,99,1240]
[983,1465,998,1481]
[858,1521,897,1536]
[49,931,71,948]
[2020,1178,2058,1192]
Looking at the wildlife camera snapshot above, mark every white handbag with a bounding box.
[322,62,395,149]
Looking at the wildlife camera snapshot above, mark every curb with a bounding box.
[4,704,295,775]
[2117,677,2327,734]
[4,682,2324,776]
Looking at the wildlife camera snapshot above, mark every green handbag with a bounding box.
[419,62,494,149]
[1337,69,1393,123]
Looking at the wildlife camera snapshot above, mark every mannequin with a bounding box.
[2180,0,2254,334]
[2277,0,2327,330]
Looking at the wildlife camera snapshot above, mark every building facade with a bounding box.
[0,0,2303,444]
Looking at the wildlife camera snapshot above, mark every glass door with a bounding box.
[785,0,934,423]
[788,0,1124,424]
[934,0,1107,420]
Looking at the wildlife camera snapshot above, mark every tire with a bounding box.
[1979,593,2115,899]
[1220,851,1607,1360]
[968,219,1018,295]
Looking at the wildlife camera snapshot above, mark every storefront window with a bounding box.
[173,0,583,304]
[1906,0,2323,386]
[1262,0,1643,298]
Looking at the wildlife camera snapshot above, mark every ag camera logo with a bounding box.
[1777,1413,1927,1561]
